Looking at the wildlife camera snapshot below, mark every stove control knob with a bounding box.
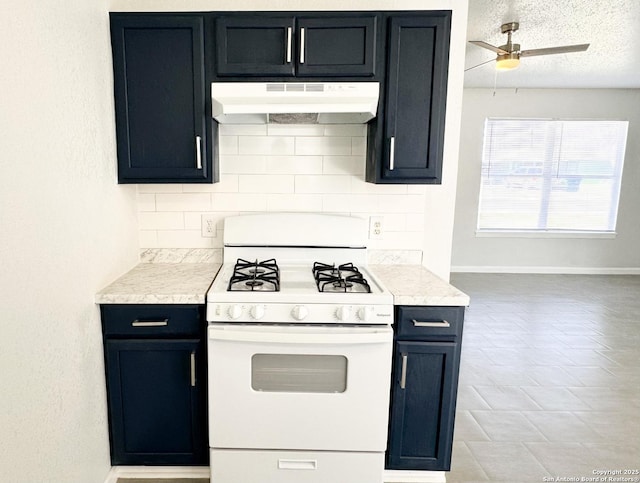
[291,305,308,321]
[358,306,375,322]
[250,305,265,320]
[336,306,352,322]
[228,304,243,320]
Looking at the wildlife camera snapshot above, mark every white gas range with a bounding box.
[206,212,394,483]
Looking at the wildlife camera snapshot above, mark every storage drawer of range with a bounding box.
[395,306,464,340]
[101,304,202,337]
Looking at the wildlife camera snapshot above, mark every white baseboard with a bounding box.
[105,466,210,483]
[451,265,640,275]
[105,466,445,483]
[384,470,447,482]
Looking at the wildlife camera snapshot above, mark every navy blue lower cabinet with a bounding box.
[386,306,464,471]
[101,305,208,465]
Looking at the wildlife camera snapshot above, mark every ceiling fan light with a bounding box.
[496,53,520,70]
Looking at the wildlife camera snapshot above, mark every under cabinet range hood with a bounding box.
[211,82,379,124]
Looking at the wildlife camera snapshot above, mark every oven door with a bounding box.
[208,323,393,452]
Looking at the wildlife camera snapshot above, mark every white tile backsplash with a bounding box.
[136,124,429,252]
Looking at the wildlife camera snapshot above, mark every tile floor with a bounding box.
[447,273,640,482]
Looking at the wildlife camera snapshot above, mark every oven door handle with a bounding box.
[209,327,392,345]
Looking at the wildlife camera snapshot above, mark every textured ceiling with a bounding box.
[464,0,640,88]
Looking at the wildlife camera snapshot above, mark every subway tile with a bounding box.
[138,230,158,248]
[324,124,366,137]
[266,155,323,174]
[183,212,231,231]
[267,124,325,136]
[266,194,323,212]
[405,214,425,231]
[407,184,428,194]
[211,193,267,211]
[137,193,156,212]
[218,124,267,136]
[321,194,352,213]
[156,229,217,249]
[350,177,408,194]
[138,212,184,230]
[239,175,294,193]
[295,175,351,194]
[377,194,426,214]
[218,135,238,155]
[351,136,366,155]
[369,231,423,250]
[182,175,239,193]
[239,135,295,155]
[220,155,267,174]
[381,214,407,232]
[322,155,364,175]
[348,194,381,213]
[295,136,351,155]
[156,193,211,212]
[136,184,183,194]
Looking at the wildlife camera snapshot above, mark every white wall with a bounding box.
[0,1,139,482]
[452,88,640,273]
[113,0,468,280]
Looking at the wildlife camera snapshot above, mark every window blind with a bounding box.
[477,118,628,233]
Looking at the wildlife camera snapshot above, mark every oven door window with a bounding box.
[251,354,347,393]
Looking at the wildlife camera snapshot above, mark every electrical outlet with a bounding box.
[201,214,218,238]
[369,216,383,239]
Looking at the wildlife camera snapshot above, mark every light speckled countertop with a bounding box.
[96,263,221,304]
[371,265,470,306]
[96,262,467,307]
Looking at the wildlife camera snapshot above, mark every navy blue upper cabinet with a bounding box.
[110,14,216,183]
[366,12,451,184]
[215,15,378,77]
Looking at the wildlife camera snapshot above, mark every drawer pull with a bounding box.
[400,353,408,389]
[278,459,317,470]
[131,319,169,327]
[190,351,196,387]
[412,319,450,328]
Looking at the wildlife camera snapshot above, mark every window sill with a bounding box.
[475,230,617,239]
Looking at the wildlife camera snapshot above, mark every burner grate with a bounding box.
[228,258,280,292]
[312,262,371,293]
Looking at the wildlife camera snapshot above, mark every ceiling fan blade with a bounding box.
[469,40,509,55]
[520,43,590,57]
[464,58,496,72]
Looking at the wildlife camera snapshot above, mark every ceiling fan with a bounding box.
[467,22,590,71]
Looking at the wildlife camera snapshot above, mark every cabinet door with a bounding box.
[297,16,377,77]
[110,15,211,183]
[387,340,459,471]
[216,17,295,76]
[380,13,451,183]
[105,339,207,465]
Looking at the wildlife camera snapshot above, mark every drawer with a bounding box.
[210,449,384,483]
[396,306,464,340]
[101,304,202,337]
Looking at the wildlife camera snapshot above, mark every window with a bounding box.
[477,118,628,234]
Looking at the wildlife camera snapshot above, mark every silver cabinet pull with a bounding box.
[190,352,196,387]
[131,319,168,327]
[299,27,305,64]
[389,136,395,170]
[195,135,202,169]
[412,319,451,328]
[400,353,408,389]
[286,27,292,63]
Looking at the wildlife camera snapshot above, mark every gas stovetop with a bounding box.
[205,213,394,325]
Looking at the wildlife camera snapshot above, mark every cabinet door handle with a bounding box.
[412,319,451,328]
[400,353,408,389]
[286,27,293,63]
[131,319,168,327]
[299,27,305,64]
[389,136,395,170]
[195,135,202,169]
[190,351,196,387]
